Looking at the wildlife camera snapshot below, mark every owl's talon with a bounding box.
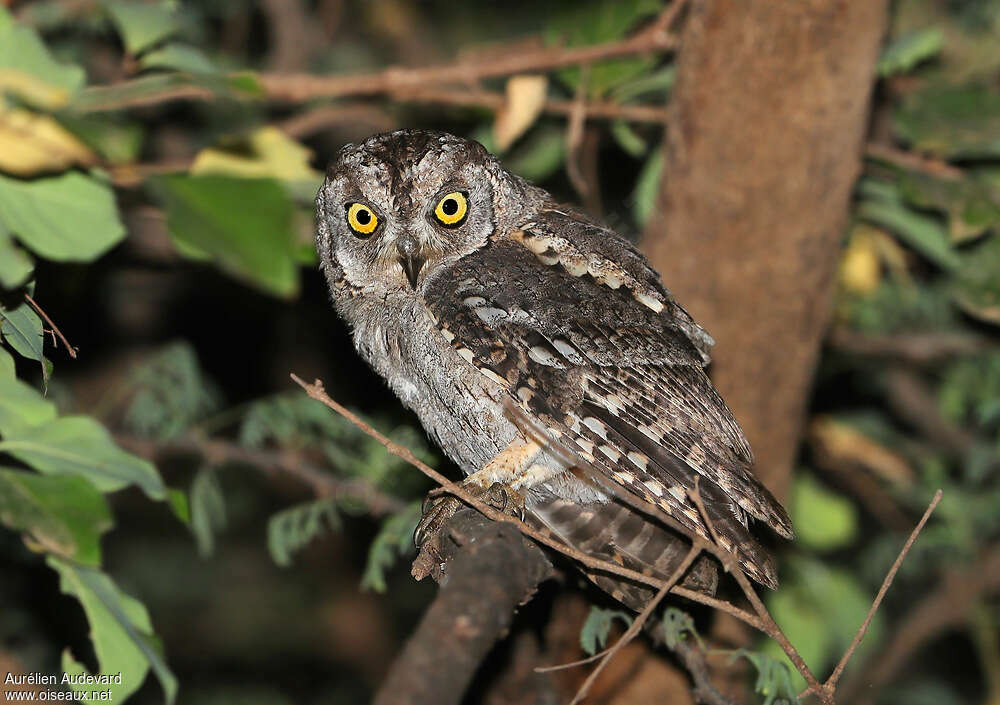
[413,481,524,551]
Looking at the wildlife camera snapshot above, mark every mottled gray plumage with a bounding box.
[316,130,792,609]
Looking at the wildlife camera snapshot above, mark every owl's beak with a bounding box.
[396,235,425,289]
[400,254,424,289]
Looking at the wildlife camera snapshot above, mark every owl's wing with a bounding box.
[423,224,792,587]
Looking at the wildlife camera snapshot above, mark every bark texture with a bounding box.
[372,509,553,705]
[643,0,889,499]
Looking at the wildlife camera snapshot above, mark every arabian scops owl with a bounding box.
[316,130,792,607]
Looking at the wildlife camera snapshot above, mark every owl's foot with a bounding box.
[411,481,524,581]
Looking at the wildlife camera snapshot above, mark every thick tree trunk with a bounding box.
[643,0,889,499]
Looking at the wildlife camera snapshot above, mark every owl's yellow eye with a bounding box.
[433,191,468,227]
[346,202,378,236]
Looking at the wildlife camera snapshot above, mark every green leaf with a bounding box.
[267,497,341,568]
[728,649,800,705]
[48,556,177,705]
[662,607,701,650]
[894,83,1000,159]
[856,192,961,271]
[166,487,190,525]
[361,502,421,593]
[877,28,944,77]
[0,468,112,565]
[0,172,126,261]
[897,170,1000,243]
[632,148,663,227]
[104,0,183,54]
[0,346,13,378]
[0,297,44,363]
[154,174,300,297]
[0,416,166,500]
[0,375,56,434]
[791,473,858,551]
[547,0,662,97]
[579,606,632,655]
[0,6,85,108]
[0,224,34,289]
[952,232,1000,325]
[140,44,216,74]
[123,341,222,440]
[763,557,882,691]
[189,467,226,557]
[71,72,262,113]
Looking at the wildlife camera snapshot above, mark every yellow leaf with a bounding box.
[0,69,71,110]
[191,127,320,182]
[838,224,882,294]
[0,107,95,176]
[494,75,548,152]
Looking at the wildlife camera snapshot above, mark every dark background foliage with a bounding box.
[0,1,998,704]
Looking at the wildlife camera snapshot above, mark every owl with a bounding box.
[315,130,793,609]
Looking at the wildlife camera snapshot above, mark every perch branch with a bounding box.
[371,508,553,705]
[290,374,939,705]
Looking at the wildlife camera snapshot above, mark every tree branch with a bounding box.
[371,508,553,705]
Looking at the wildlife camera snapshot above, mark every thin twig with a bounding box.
[74,1,681,113]
[864,143,963,180]
[24,293,77,359]
[116,433,406,516]
[800,489,944,700]
[289,374,827,699]
[570,546,700,705]
[688,482,829,703]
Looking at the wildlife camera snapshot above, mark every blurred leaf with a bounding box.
[609,65,675,103]
[580,606,632,655]
[791,472,858,551]
[898,170,1000,242]
[494,75,548,152]
[764,557,882,691]
[632,147,662,227]
[882,681,966,705]
[0,7,85,108]
[838,225,882,295]
[845,278,958,333]
[0,225,34,289]
[877,28,944,77]
[501,125,566,182]
[155,174,300,297]
[59,114,144,164]
[952,232,1000,325]
[895,83,1000,159]
[0,107,96,176]
[609,119,648,157]
[267,497,341,568]
[0,171,126,261]
[140,44,216,74]
[0,374,56,434]
[166,487,190,526]
[48,556,177,704]
[361,502,420,593]
[189,467,226,558]
[0,346,13,377]
[727,649,800,705]
[71,72,263,112]
[191,127,320,183]
[104,0,182,54]
[662,607,701,650]
[0,297,44,363]
[123,342,222,440]
[547,0,661,97]
[0,416,167,500]
[856,187,960,271]
[0,468,111,565]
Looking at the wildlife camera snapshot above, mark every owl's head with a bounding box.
[316,130,543,302]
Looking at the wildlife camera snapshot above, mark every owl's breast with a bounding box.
[348,297,518,475]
